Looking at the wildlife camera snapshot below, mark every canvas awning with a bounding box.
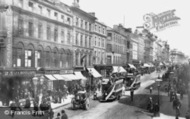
[112,66,127,73]
[53,74,65,80]
[143,63,151,67]
[44,75,57,81]
[61,74,80,81]
[128,64,136,69]
[74,72,87,80]
[87,68,102,78]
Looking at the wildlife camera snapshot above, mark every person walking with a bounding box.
[130,89,134,102]
[149,86,153,94]
[61,110,68,119]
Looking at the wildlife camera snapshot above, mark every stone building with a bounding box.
[70,0,96,67]
[106,25,130,65]
[92,20,107,65]
[0,0,74,73]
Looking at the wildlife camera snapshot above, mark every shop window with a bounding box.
[25,50,32,67]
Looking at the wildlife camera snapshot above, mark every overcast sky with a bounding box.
[62,0,190,57]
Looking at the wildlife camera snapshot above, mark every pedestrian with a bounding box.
[61,110,68,119]
[55,113,61,119]
[149,86,153,94]
[10,100,16,118]
[153,102,160,116]
[130,89,134,102]
[48,107,54,119]
[147,97,153,113]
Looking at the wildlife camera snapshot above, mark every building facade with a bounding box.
[92,20,107,65]
[70,0,96,67]
[130,33,139,65]
[106,25,131,65]
[0,0,73,72]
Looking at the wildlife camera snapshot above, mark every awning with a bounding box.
[128,64,136,69]
[87,68,102,78]
[53,74,65,80]
[143,63,151,67]
[74,72,87,80]
[112,66,127,73]
[61,74,80,81]
[44,75,57,81]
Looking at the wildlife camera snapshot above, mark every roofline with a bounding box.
[70,6,97,20]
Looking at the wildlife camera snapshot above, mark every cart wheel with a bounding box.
[85,99,90,110]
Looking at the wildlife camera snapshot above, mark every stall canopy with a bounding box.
[87,68,102,78]
[53,74,65,80]
[143,63,151,67]
[61,74,80,81]
[112,66,127,73]
[44,75,57,80]
[74,72,87,80]
[128,64,136,69]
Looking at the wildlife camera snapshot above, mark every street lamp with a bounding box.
[156,78,162,107]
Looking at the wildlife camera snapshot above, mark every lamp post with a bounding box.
[156,78,162,107]
[32,77,38,98]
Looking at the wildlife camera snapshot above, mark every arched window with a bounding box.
[25,44,35,67]
[14,42,25,67]
[35,45,44,67]
[53,47,59,68]
[45,46,51,67]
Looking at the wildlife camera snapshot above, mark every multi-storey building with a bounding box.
[170,49,186,64]
[70,0,96,67]
[0,0,73,72]
[106,25,130,65]
[153,39,162,62]
[130,33,139,65]
[138,34,145,64]
[92,20,107,65]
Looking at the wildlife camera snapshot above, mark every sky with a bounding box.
[61,0,190,57]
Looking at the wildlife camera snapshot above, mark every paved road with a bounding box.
[68,71,165,119]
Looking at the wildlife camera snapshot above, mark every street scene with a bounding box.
[0,0,190,119]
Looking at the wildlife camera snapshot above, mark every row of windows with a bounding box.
[75,17,91,31]
[14,49,72,68]
[75,52,91,66]
[94,23,106,35]
[18,18,71,44]
[94,36,105,48]
[75,32,91,48]
[114,45,124,54]
[107,32,125,44]
[113,56,122,64]
[16,0,72,25]
[94,51,106,64]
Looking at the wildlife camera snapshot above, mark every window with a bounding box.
[76,17,79,26]
[95,25,97,31]
[108,33,112,37]
[54,28,58,42]
[75,32,78,45]
[18,18,24,35]
[81,19,83,28]
[38,24,42,38]
[25,50,32,67]
[61,30,64,43]
[28,22,33,37]
[99,26,101,33]
[106,44,112,52]
[61,15,64,22]
[85,36,87,47]
[47,26,51,40]
[47,9,51,17]
[102,38,104,47]
[127,41,130,49]
[95,37,96,46]
[67,30,71,44]
[85,22,87,30]
[89,23,91,31]
[35,51,41,67]
[98,38,100,47]
[54,12,58,20]
[28,1,33,11]
[38,5,42,14]
[89,37,91,48]
[80,34,83,46]
[67,17,70,25]
[103,28,105,34]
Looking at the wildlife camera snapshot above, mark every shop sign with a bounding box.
[143,9,180,31]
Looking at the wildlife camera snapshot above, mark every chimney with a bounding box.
[89,12,95,17]
[72,0,80,8]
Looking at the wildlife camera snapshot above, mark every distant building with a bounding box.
[170,49,186,64]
